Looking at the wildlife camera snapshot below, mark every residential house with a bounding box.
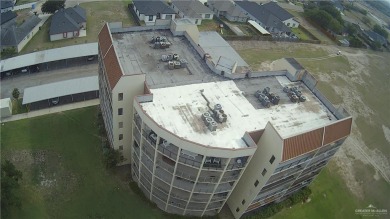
[261,2,299,28]
[172,0,214,25]
[1,15,42,52]
[208,0,247,22]
[1,10,16,25]
[235,1,291,35]
[49,5,86,41]
[364,30,388,47]
[1,0,15,13]
[132,0,176,26]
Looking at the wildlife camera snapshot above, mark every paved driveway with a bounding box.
[1,63,98,99]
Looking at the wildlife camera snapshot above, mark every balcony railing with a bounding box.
[134,114,142,130]
[154,165,173,184]
[226,157,248,170]
[167,204,185,215]
[193,183,215,193]
[190,193,211,203]
[175,169,197,182]
[133,126,141,144]
[173,177,195,192]
[141,154,154,173]
[178,154,203,168]
[158,144,178,161]
[214,182,233,193]
[210,193,228,202]
[186,202,207,211]
[207,200,224,210]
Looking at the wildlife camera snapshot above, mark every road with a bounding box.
[0,63,98,99]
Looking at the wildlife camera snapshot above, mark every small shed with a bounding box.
[0,98,12,118]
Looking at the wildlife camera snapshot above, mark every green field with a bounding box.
[1,107,169,218]
[21,1,136,54]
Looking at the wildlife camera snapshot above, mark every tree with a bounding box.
[0,47,16,59]
[12,88,20,99]
[373,24,389,38]
[349,36,363,48]
[346,24,357,35]
[103,147,125,168]
[1,160,23,217]
[362,16,371,25]
[41,0,65,14]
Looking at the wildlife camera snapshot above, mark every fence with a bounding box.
[110,25,170,33]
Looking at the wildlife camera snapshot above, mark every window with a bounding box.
[254,180,259,187]
[148,15,153,21]
[63,32,68,38]
[118,93,123,101]
[270,155,275,164]
[119,145,123,150]
[119,122,123,128]
[166,15,172,19]
[261,168,267,176]
[292,23,296,27]
[242,199,246,205]
[236,208,240,212]
[119,134,123,140]
[287,23,290,27]
[205,14,210,18]
[118,108,123,115]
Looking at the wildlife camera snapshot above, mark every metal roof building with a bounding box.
[0,43,97,72]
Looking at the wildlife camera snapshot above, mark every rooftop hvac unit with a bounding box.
[214,104,222,111]
[268,92,275,99]
[168,61,175,70]
[208,121,217,132]
[218,113,228,123]
[161,54,173,62]
[174,61,181,69]
[283,86,289,93]
[271,95,280,105]
[262,99,271,108]
[254,90,262,98]
[299,95,307,102]
[263,87,270,95]
[180,59,187,68]
[173,54,179,60]
[294,90,302,97]
[202,112,211,121]
[160,36,167,42]
[156,36,161,42]
[154,42,160,49]
[290,94,298,103]
[205,117,214,125]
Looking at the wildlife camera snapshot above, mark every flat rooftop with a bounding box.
[141,77,337,149]
[112,31,222,89]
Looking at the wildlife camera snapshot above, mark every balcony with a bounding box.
[141,153,154,173]
[173,177,195,192]
[215,182,233,193]
[155,164,173,184]
[157,142,178,161]
[186,201,207,211]
[175,164,198,182]
[261,175,295,193]
[152,185,169,202]
[210,192,228,202]
[142,129,157,148]
[203,209,219,216]
[133,141,140,159]
[207,200,224,210]
[171,187,191,201]
[168,196,187,209]
[178,150,203,168]
[202,157,228,171]
[190,193,211,203]
[134,113,142,130]
[142,139,156,161]
[167,204,185,215]
[220,170,241,183]
[133,126,141,144]
[193,182,215,193]
[197,170,222,183]
[226,156,249,170]
[140,181,151,198]
[185,209,203,217]
[152,194,167,211]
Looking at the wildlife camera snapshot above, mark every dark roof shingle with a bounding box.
[1,15,41,47]
[133,0,175,16]
[49,5,86,35]
[261,2,293,21]
[1,10,17,25]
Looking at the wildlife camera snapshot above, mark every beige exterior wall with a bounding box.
[227,123,283,219]
[112,74,145,164]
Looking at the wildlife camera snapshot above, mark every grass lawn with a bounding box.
[271,162,363,219]
[21,1,136,54]
[198,19,235,36]
[0,106,171,219]
[291,27,313,41]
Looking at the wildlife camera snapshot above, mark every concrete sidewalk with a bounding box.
[1,99,99,123]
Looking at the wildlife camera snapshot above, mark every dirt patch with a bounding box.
[383,125,390,144]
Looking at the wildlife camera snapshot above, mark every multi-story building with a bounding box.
[98,22,352,218]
